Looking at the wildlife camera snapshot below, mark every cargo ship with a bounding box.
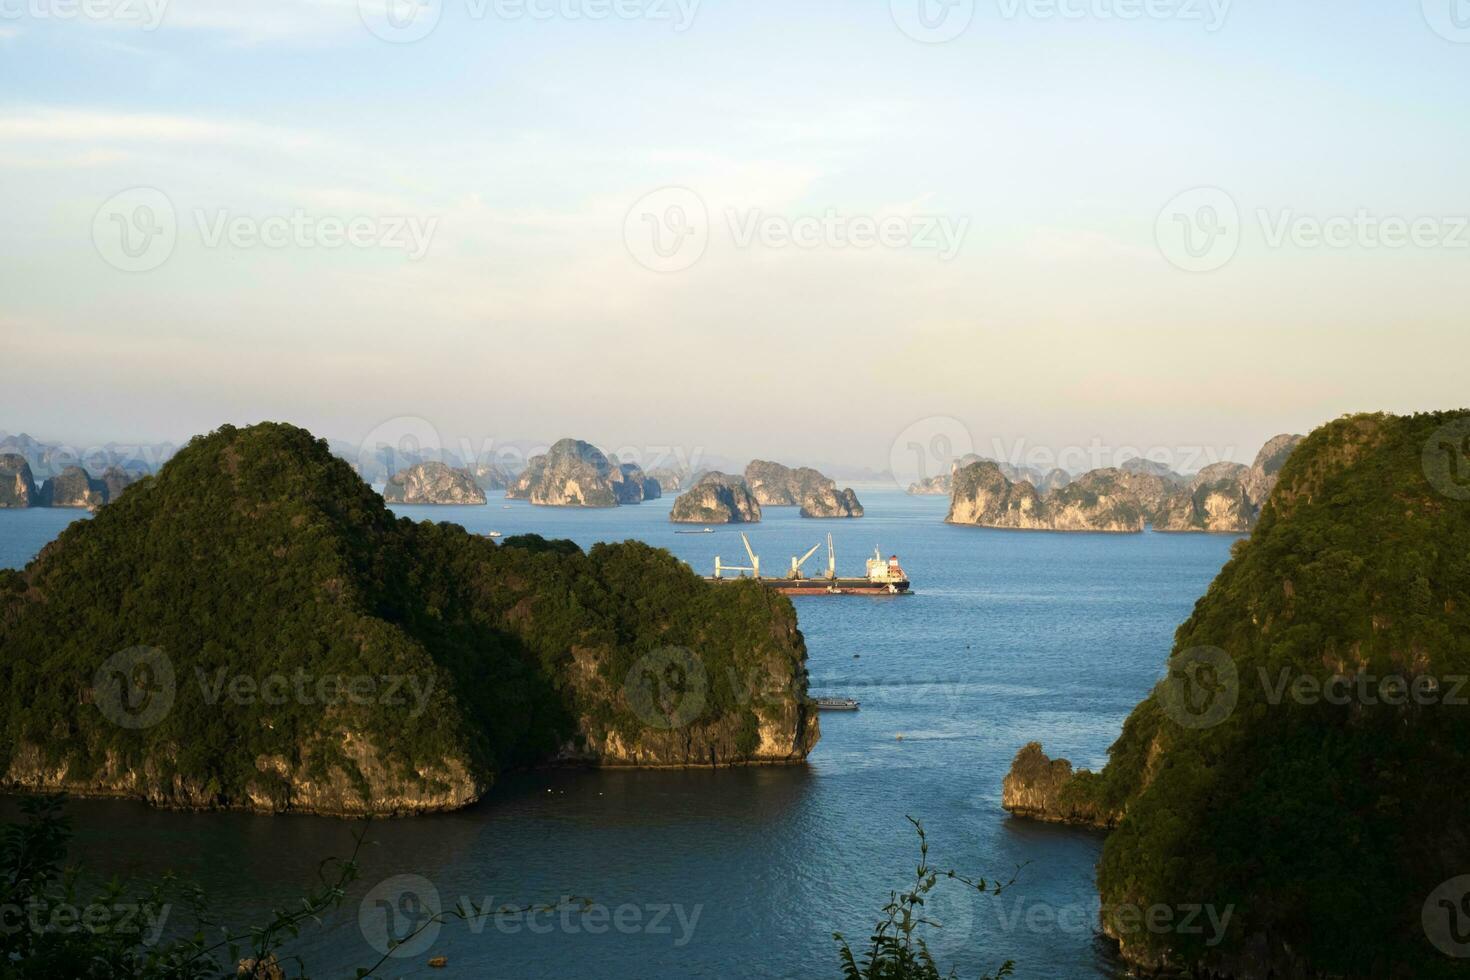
[705,534,911,596]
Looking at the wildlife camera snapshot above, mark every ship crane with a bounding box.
[714,532,761,580]
[789,542,823,579]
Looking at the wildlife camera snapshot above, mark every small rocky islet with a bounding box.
[382,460,487,505]
[507,438,659,507]
[669,471,763,524]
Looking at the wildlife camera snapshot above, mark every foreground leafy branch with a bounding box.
[834,817,1018,980]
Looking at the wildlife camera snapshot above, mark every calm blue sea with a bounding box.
[0,489,1236,979]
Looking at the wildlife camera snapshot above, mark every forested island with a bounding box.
[0,423,818,816]
[1001,412,1470,978]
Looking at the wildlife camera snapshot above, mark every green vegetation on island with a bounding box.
[0,423,817,816]
[1002,411,1470,977]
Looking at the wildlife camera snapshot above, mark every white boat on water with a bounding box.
[814,697,860,711]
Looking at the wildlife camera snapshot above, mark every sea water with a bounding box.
[0,489,1235,978]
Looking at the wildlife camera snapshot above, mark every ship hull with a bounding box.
[705,577,911,596]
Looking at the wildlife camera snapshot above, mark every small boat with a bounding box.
[814,697,860,711]
[486,531,503,538]
[675,528,715,535]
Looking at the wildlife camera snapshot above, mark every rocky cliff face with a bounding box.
[744,460,863,518]
[647,467,701,494]
[948,437,1306,535]
[0,454,37,508]
[615,460,659,503]
[508,439,657,507]
[1152,462,1254,532]
[1152,436,1305,533]
[558,587,819,769]
[1243,433,1305,509]
[1042,470,1151,532]
[99,466,138,503]
[383,461,487,505]
[670,472,762,524]
[1119,457,1188,484]
[2,738,484,817]
[944,461,1046,527]
[947,462,1144,532]
[38,466,108,508]
[473,461,516,491]
[801,486,863,519]
[1001,743,1122,827]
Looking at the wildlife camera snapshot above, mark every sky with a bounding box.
[1,0,1467,478]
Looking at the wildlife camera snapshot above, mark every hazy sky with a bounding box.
[2,0,1466,476]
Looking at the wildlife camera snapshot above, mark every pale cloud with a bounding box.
[0,107,331,152]
[147,0,362,43]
